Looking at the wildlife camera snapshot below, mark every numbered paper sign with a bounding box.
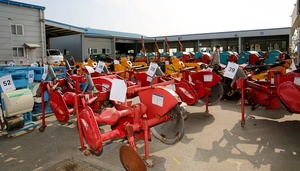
[290,59,297,71]
[0,75,16,92]
[95,61,105,73]
[109,79,126,102]
[147,62,158,77]
[85,66,95,74]
[42,64,48,81]
[114,60,120,64]
[28,70,34,83]
[224,62,239,79]
[294,76,300,86]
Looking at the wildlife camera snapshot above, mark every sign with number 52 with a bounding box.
[0,75,16,92]
[224,62,239,79]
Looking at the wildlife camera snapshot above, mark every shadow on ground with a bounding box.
[194,118,300,171]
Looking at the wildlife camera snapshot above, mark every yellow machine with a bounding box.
[73,58,98,68]
[114,57,148,72]
[250,59,292,80]
[164,57,200,75]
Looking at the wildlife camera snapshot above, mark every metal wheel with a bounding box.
[150,104,185,145]
[199,82,224,105]
[119,145,147,171]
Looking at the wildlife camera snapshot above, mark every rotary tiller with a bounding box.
[39,69,177,131]
[134,68,223,115]
[237,70,300,126]
[75,81,185,167]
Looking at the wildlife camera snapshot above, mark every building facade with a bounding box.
[0,0,46,65]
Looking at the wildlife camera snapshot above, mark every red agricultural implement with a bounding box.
[39,68,184,168]
[134,68,223,114]
[237,70,300,126]
[75,82,184,167]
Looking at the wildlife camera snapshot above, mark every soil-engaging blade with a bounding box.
[119,145,147,171]
[150,104,185,145]
[199,82,224,105]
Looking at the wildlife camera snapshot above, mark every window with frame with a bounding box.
[169,48,177,56]
[13,47,24,57]
[185,48,194,52]
[92,48,98,54]
[106,48,110,54]
[11,24,24,35]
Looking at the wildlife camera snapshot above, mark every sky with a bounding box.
[15,0,297,37]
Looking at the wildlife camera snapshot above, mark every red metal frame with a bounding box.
[237,70,300,126]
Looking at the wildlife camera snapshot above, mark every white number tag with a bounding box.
[42,64,48,80]
[28,70,34,83]
[114,60,120,64]
[147,62,158,77]
[294,76,300,86]
[290,59,297,71]
[224,62,239,79]
[95,61,105,73]
[0,75,16,92]
[109,79,126,102]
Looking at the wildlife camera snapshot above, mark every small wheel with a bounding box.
[91,149,103,156]
[144,158,154,168]
[241,121,245,127]
[83,149,91,156]
[7,134,12,138]
[38,127,45,132]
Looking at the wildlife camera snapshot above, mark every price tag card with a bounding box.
[290,59,297,71]
[42,64,48,80]
[85,66,95,74]
[207,67,213,72]
[147,62,158,77]
[165,61,170,65]
[95,61,105,73]
[28,70,34,83]
[224,62,239,79]
[166,83,176,91]
[146,75,153,82]
[109,79,126,102]
[294,76,300,86]
[204,74,213,82]
[114,60,120,64]
[0,75,16,92]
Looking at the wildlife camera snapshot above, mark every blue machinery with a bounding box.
[0,66,66,134]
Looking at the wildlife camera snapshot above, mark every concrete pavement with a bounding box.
[1,99,300,171]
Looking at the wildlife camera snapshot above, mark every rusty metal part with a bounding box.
[119,145,147,171]
[150,104,184,145]
[199,82,224,105]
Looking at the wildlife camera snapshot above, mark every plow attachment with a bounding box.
[150,104,185,145]
[277,81,300,113]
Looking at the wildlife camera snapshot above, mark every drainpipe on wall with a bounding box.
[81,34,85,62]
[112,36,116,60]
[39,9,45,65]
[238,37,242,54]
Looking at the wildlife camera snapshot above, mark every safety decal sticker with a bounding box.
[152,94,164,107]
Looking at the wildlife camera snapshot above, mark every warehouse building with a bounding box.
[0,0,295,64]
[0,0,46,65]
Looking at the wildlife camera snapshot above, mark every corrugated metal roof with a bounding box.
[85,28,145,38]
[45,19,145,39]
[0,0,45,10]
